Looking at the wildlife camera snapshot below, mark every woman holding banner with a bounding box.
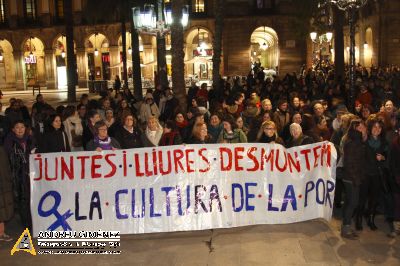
[114,113,143,149]
[4,120,36,229]
[86,121,121,151]
[141,116,163,147]
[256,121,284,145]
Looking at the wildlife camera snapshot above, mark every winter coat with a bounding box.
[159,131,183,146]
[139,103,160,123]
[39,128,71,153]
[389,136,400,179]
[272,109,290,134]
[343,131,367,185]
[0,146,13,222]
[365,136,389,176]
[141,127,163,147]
[217,129,247,144]
[114,126,143,149]
[286,134,314,148]
[0,115,10,145]
[86,137,121,151]
[63,116,83,150]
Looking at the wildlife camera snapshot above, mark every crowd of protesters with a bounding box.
[0,63,400,242]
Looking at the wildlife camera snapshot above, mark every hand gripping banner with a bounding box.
[30,142,337,237]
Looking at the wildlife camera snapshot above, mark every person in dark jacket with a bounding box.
[174,112,189,143]
[114,114,143,149]
[342,119,367,239]
[0,145,13,241]
[159,120,183,146]
[355,118,388,231]
[4,120,36,229]
[86,121,121,151]
[83,110,101,150]
[39,114,70,153]
[389,120,400,226]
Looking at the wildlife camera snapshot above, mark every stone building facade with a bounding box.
[0,0,398,90]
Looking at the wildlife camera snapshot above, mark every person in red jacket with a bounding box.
[356,84,373,106]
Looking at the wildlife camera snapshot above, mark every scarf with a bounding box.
[176,120,188,129]
[368,137,381,151]
[95,136,113,150]
[260,134,276,143]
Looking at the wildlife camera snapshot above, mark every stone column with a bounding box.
[109,45,120,80]
[13,51,25,90]
[44,49,56,89]
[76,48,87,88]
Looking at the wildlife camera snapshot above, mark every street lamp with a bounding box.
[29,36,34,60]
[61,35,66,58]
[94,33,99,57]
[310,32,333,69]
[323,0,368,111]
[132,1,189,88]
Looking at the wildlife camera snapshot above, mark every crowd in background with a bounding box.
[0,63,399,241]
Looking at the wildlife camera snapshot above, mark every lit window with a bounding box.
[0,0,6,23]
[24,0,37,20]
[56,0,64,19]
[192,0,205,13]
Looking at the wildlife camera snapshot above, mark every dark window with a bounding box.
[56,0,64,19]
[256,0,275,9]
[0,0,6,23]
[192,0,205,13]
[24,0,37,20]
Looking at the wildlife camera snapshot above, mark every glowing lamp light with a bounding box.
[94,48,99,57]
[29,51,34,59]
[0,52,3,61]
[310,32,317,42]
[61,49,66,58]
[139,45,144,52]
[364,42,368,49]
[326,32,333,42]
[261,42,268,50]
[128,46,132,55]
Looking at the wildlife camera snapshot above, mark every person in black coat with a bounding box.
[82,110,101,150]
[114,114,143,149]
[159,120,183,146]
[342,119,367,239]
[355,118,388,231]
[39,114,70,153]
[4,120,36,229]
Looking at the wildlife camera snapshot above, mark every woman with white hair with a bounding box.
[141,116,163,147]
[286,123,314,148]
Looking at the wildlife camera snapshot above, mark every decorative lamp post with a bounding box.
[94,33,99,57]
[310,32,333,69]
[132,1,189,88]
[323,0,368,111]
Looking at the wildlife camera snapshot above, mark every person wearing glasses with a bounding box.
[256,120,284,145]
[86,121,120,152]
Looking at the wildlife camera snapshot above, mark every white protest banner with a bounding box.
[30,142,336,237]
